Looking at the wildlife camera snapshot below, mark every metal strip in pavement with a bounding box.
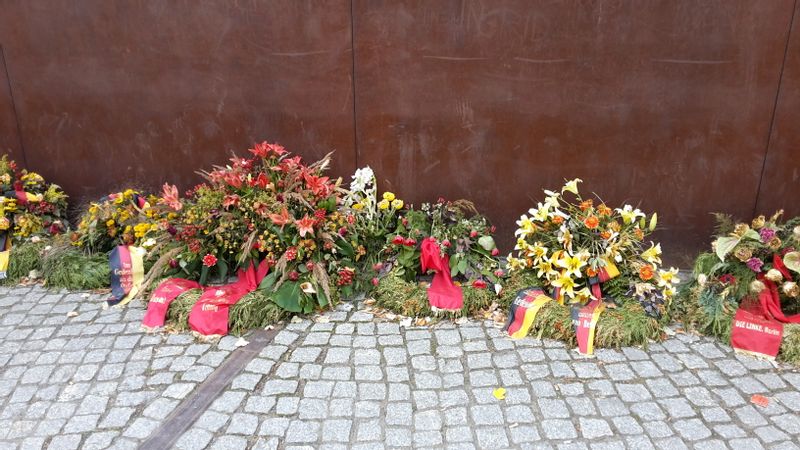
[138,327,280,449]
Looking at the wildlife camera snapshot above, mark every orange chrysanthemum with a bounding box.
[639,264,654,281]
[584,215,600,229]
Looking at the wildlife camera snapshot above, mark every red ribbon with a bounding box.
[142,278,203,328]
[757,273,800,324]
[188,260,271,336]
[142,260,270,336]
[420,237,463,311]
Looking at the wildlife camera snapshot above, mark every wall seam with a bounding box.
[753,0,798,217]
[349,0,360,172]
[0,44,28,168]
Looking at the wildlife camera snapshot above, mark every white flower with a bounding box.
[562,178,582,195]
[142,238,156,248]
[615,204,645,224]
[350,166,374,192]
[697,273,707,286]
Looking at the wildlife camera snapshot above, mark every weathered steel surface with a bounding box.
[1,1,799,261]
[757,1,800,221]
[352,0,795,262]
[0,46,24,164]
[0,0,356,202]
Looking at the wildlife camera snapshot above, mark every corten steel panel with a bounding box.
[0,46,25,163]
[0,1,355,207]
[352,0,794,263]
[757,2,800,219]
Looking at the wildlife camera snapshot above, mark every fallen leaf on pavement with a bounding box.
[751,394,770,408]
[493,387,507,400]
[235,337,249,348]
[66,311,78,318]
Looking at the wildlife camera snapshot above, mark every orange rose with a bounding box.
[584,215,599,229]
[639,265,654,281]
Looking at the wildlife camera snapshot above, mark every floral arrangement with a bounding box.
[340,166,405,292]
[0,155,68,241]
[386,197,503,286]
[679,212,800,340]
[157,142,351,313]
[71,189,164,254]
[507,179,679,318]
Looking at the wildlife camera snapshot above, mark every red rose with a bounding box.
[490,226,497,233]
[392,235,405,245]
[372,277,379,286]
[472,280,487,289]
[441,239,451,248]
[491,248,500,256]
[470,230,478,238]
[202,254,218,267]
[169,259,179,269]
[306,261,315,271]
[373,263,384,271]
[403,238,417,247]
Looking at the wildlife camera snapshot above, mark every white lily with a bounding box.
[562,178,582,195]
[616,204,645,224]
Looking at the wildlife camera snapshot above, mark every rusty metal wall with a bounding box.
[0,0,356,204]
[0,46,25,164]
[757,1,800,220]
[1,0,799,262]
[352,0,796,263]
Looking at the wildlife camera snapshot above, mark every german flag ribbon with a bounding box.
[504,288,552,339]
[0,232,10,280]
[141,278,203,329]
[420,237,463,312]
[108,245,146,307]
[187,259,271,336]
[572,299,605,355]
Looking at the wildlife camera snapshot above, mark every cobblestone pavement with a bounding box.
[2,286,800,449]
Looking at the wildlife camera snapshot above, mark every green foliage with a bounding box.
[41,242,109,290]
[1,240,45,284]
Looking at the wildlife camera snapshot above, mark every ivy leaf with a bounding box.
[272,281,302,312]
[714,236,740,262]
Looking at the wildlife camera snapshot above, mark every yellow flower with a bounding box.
[378,199,390,210]
[530,242,548,264]
[657,267,680,287]
[562,178,582,195]
[382,192,396,202]
[391,199,404,210]
[551,272,577,298]
[106,219,115,227]
[515,215,536,238]
[641,242,662,265]
[556,253,586,278]
[507,255,525,272]
[352,202,364,211]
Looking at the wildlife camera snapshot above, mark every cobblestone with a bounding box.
[2,285,800,448]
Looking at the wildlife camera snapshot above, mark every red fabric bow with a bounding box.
[420,237,463,311]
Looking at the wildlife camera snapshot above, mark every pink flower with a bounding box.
[494,269,505,277]
[289,271,299,281]
[472,280,487,289]
[470,230,478,238]
[746,257,764,272]
[159,183,183,211]
[491,248,500,256]
[202,254,218,267]
[222,194,240,208]
[295,215,316,238]
[284,247,298,261]
[441,239,451,248]
[372,277,379,286]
